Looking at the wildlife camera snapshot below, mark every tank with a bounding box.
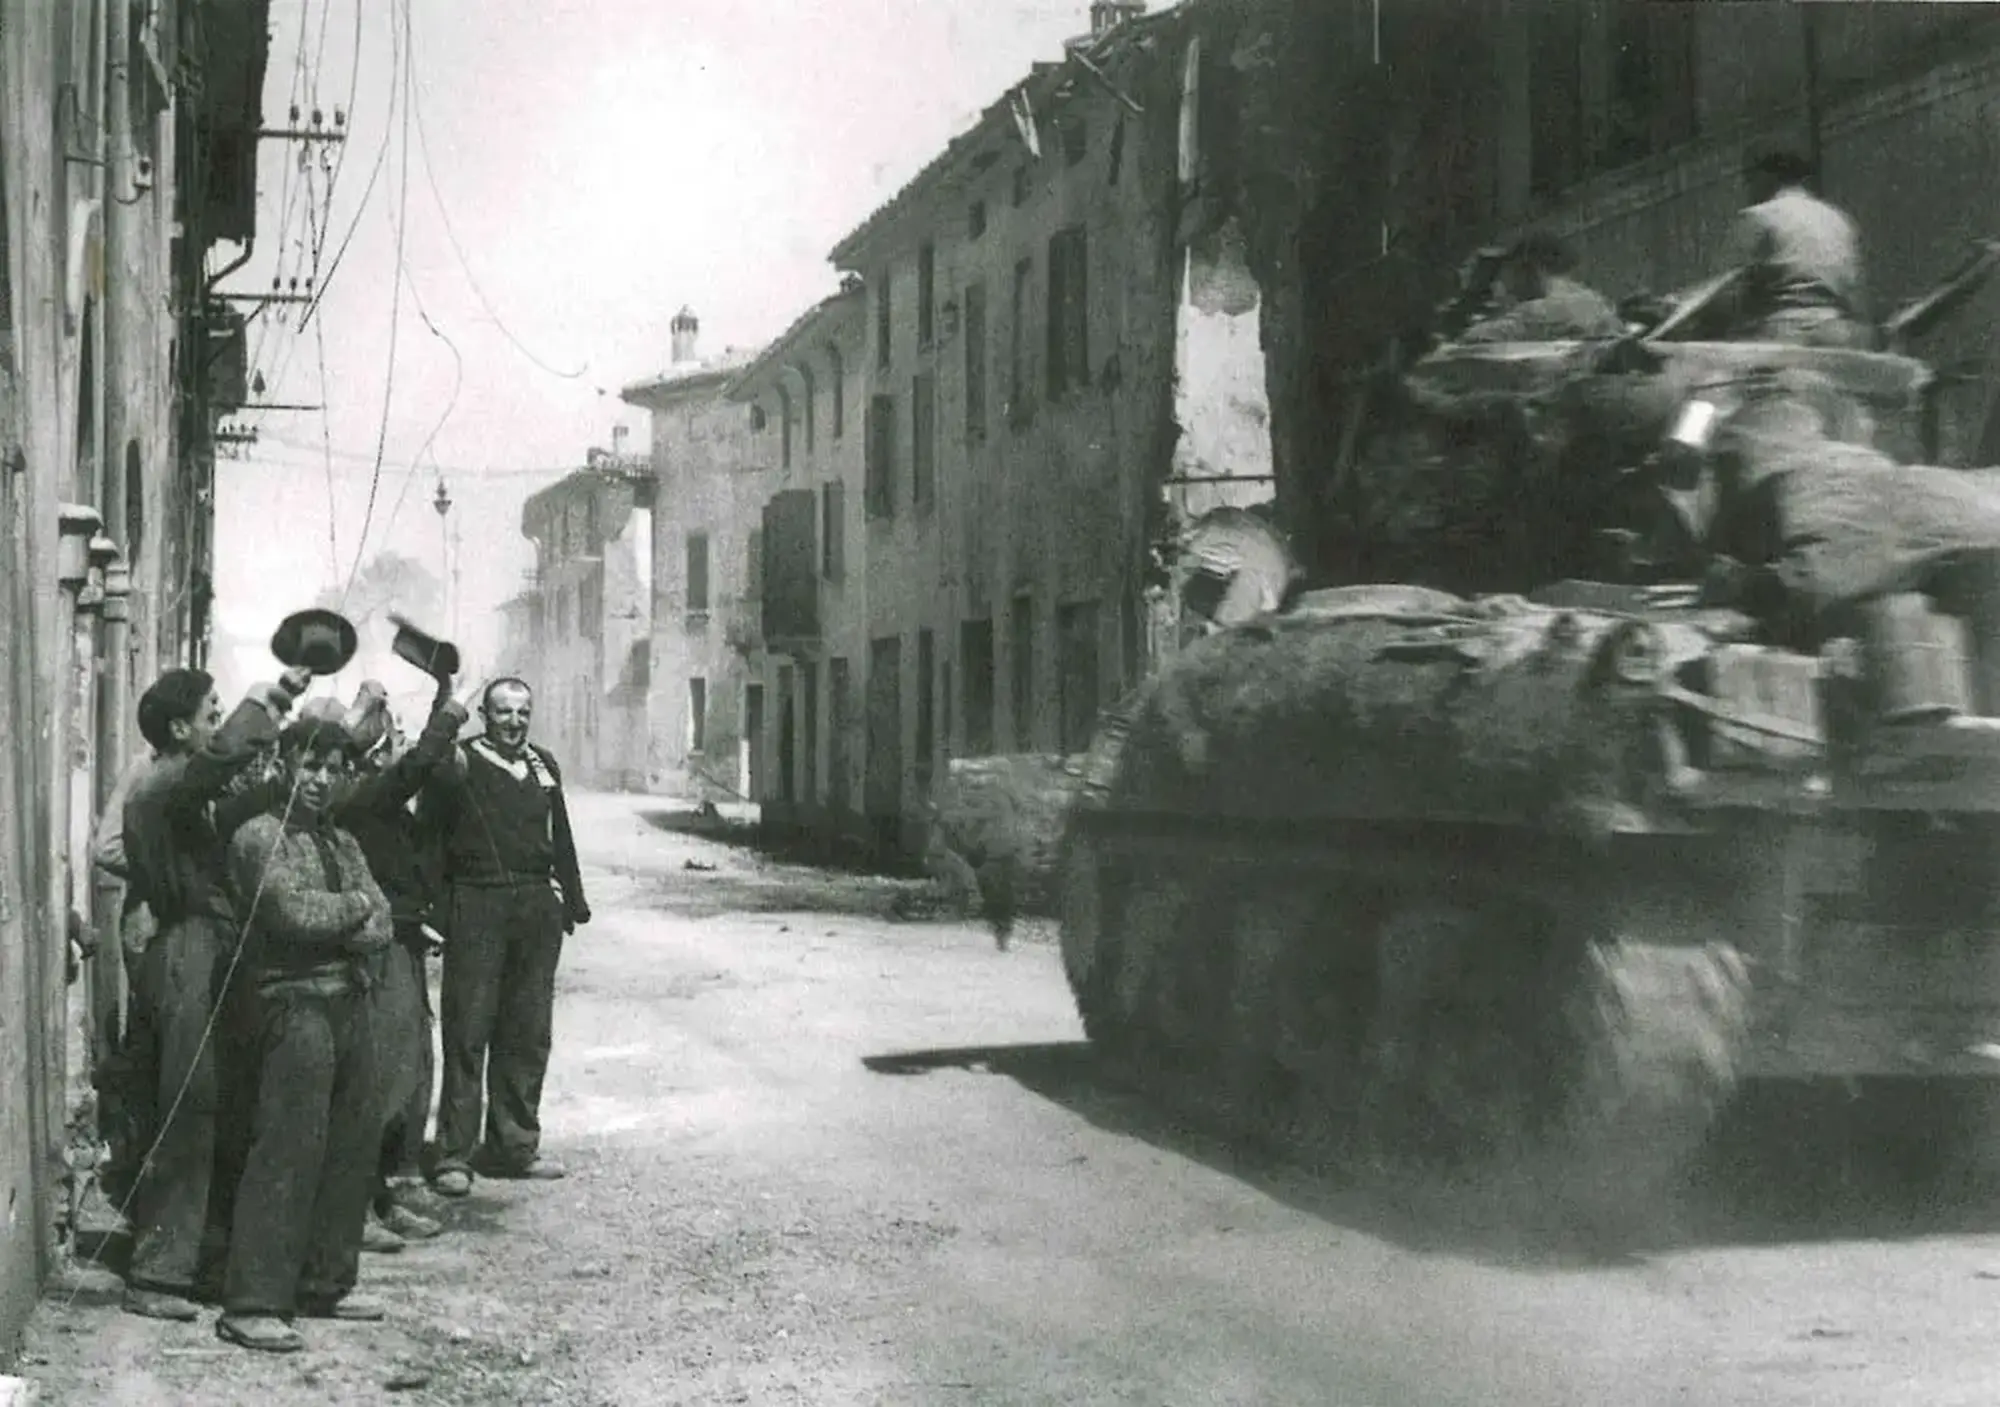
[1054,258,2000,1230]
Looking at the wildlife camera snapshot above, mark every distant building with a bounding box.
[727,281,869,841]
[514,432,655,789]
[619,309,766,798]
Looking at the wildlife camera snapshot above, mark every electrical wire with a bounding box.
[337,0,415,597]
[405,13,588,383]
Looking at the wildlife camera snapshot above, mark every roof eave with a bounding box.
[727,292,866,401]
[826,9,1177,269]
[618,366,741,408]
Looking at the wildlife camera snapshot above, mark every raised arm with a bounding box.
[228,815,378,944]
[169,669,311,810]
[340,696,471,818]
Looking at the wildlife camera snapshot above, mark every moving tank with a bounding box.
[1054,245,2000,1218]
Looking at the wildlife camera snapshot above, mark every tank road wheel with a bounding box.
[1551,937,1752,1242]
[1216,884,1336,1151]
[1361,903,1558,1174]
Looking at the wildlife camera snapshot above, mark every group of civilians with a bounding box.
[92,660,589,1354]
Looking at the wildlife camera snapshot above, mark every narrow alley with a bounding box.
[14,794,2000,1407]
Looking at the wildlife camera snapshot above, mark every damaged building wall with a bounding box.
[1167,18,1273,526]
[1229,0,2000,587]
[827,5,1188,855]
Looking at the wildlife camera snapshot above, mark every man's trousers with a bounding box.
[371,928,434,1196]
[221,976,378,1317]
[434,882,565,1176]
[123,915,233,1297]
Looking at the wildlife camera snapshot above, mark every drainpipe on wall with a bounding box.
[87,542,128,1090]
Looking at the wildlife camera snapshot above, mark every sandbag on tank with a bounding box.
[1106,598,1704,836]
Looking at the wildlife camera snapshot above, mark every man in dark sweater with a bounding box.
[419,678,589,1196]
[115,665,311,1322]
[340,679,470,1242]
[218,698,396,1354]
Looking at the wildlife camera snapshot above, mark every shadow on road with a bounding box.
[861,1043,2000,1265]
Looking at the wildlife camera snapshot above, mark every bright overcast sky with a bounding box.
[215,0,1103,683]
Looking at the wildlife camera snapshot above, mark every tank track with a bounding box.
[1059,835,1754,1242]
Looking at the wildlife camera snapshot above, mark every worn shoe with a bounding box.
[361,1215,407,1254]
[297,1292,387,1322]
[217,1314,304,1353]
[380,1203,442,1240]
[430,1168,473,1198]
[123,1286,200,1322]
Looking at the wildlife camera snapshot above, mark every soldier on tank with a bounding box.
[1720,142,1872,349]
[1453,232,1625,345]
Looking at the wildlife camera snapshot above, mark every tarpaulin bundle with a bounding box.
[1102,598,1698,838]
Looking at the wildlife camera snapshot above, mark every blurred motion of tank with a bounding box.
[1044,238,2000,1233]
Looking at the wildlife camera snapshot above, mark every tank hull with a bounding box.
[1054,588,2000,1223]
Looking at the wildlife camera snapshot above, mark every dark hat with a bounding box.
[389,613,460,679]
[271,608,359,676]
[1743,138,1816,185]
[281,696,356,753]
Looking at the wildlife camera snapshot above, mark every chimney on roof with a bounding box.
[671,306,700,367]
[1090,0,1144,35]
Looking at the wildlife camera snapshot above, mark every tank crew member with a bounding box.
[114,665,311,1323]
[421,678,589,1197]
[1721,142,1871,348]
[216,697,395,1354]
[1455,232,1624,345]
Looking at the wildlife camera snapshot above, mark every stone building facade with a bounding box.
[515,440,655,790]
[0,0,270,1347]
[729,0,1272,856]
[619,311,766,798]
[728,284,870,841]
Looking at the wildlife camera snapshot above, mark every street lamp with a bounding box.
[432,478,456,641]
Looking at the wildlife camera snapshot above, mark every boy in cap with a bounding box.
[215,697,395,1354]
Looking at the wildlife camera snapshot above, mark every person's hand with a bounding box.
[565,895,591,934]
[248,680,295,716]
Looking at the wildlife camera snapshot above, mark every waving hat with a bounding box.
[271,608,359,676]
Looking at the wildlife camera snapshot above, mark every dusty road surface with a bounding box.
[14,791,2000,1405]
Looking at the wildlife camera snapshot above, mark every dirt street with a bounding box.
[13,791,2000,1405]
